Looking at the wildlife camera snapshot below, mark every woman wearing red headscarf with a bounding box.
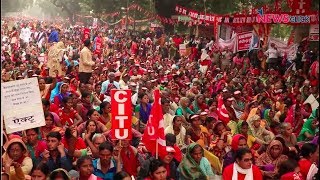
[223,134,248,169]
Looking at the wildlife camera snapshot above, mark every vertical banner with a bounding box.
[237,31,252,51]
[83,28,90,42]
[179,44,186,56]
[92,18,98,28]
[111,90,132,140]
[309,24,319,41]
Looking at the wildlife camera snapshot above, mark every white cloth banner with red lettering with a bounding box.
[268,37,299,61]
[215,33,237,53]
[111,89,132,140]
[236,31,252,51]
[309,24,319,41]
[142,89,166,156]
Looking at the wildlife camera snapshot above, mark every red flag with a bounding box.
[217,94,230,124]
[142,89,166,156]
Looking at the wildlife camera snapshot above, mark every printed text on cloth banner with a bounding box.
[111,90,132,140]
[142,89,166,157]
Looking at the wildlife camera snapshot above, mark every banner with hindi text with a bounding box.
[1,78,45,134]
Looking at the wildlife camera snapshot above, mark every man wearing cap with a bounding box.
[233,90,245,118]
[79,39,95,84]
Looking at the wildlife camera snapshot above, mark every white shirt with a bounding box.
[265,48,279,59]
[20,27,31,43]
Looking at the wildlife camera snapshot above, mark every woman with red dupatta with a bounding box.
[285,104,304,136]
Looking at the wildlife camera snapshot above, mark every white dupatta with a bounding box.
[232,163,254,180]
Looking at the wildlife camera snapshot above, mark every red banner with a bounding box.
[111,90,132,140]
[237,32,252,51]
[94,36,102,55]
[83,28,90,42]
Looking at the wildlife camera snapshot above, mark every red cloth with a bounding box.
[231,134,246,151]
[94,36,103,55]
[142,90,166,156]
[217,94,230,124]
[280,172,303,180]
[56,108,78,126]
[120,146,139,177]
[34,140,47,158]
[61,137,86,150]
[222,163,263,180]
[298,159,312,179]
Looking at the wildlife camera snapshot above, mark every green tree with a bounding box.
[1,0,33,16]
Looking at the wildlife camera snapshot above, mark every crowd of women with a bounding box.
[1,18,319,180]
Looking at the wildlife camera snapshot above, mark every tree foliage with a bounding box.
[1,0,33,15]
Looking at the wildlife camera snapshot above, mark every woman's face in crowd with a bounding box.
[65,99,73,109]
[270,145,282,159]
[197,95,204,104]
[151,166,167,180]
[32,61,39,68]
[210,101,217,111]
[90,111,100,121]
[38,79,46,90]
[215,123,226,135]
[141,94,149,104]
[253,119,261,128]
[191,146,203,163]
[45,115,54,127]
[19,64,26,71]
[79,159,94,177]
[238,138,248,149]
[61,84,68,93]
[237,153,253,169]
[173,116,182,127]
[191,117,201,127]
[284,124,293,135]
[180,88,186,95]
[87,121,97,132]
[310,145,319,163]
[8,143,24,161]
[241,125,249,135]
[26,129,38,144]
[163,152,174,164]
[31,169,47,180]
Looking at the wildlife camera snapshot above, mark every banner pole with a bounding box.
[155,138,159,159]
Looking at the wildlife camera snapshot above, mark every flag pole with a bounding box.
[156,138,159,159]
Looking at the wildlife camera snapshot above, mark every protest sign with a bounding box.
[179,44,187,56]
[309,24,319,41]
[268,37,298,61]
[1,78,45,134]
[237,31,252,51]
[304,94,319,110]
[111,89,132,140]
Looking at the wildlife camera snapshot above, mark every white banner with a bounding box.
[309,24,319,41]
[216,33,237,53]
[1,78,45,134]
[268,37,299,61]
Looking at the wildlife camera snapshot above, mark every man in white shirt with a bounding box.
[264,43,279,70]
[162,98,174,129]
[20,24,31,45]
[100,72,120,95]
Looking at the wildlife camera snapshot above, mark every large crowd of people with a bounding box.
[1,19,319,180]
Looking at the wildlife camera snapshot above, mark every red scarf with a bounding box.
[120,146,138,177]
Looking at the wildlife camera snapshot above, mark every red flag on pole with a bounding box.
[142,89,166,158]
[217,94,230,124]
